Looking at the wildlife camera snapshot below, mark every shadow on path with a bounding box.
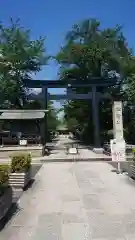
[0,203,20,231]
[0,163,42,232]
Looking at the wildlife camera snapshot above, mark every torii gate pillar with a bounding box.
[92,86,103,153]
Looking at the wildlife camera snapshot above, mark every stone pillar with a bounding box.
[112,101,123,140]
[112,101,126,163]
[92,86,100,148]
[41,87,48,146]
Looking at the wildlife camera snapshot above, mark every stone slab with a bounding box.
[93,148,104,154]
[1,136,135,239]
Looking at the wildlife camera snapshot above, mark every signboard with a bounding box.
[110,139,126,162]
[115,140,126,162]
[68,148,77,154]
[110,139,117,161]
[19,139,27,146]
[113,101,123,140]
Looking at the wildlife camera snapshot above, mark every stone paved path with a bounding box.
[1,161,135,239]
[0,137,110,164]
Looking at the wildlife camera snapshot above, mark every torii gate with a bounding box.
[24,77,117,150]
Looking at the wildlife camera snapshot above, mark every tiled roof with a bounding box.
[0,110,48,119]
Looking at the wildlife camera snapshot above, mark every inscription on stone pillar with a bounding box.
[113,101,123,140]
[112,101,126,163]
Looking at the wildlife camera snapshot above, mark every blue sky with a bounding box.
[0,0,135,110]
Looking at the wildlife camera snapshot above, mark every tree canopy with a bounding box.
[56,18,135,144]
[0,19,58,134]
[0,19,48,108]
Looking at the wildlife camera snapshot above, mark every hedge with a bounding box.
[11,153,32,173]
[0,164,9,197]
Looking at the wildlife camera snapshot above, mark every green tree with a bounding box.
[47,101,60,131]
[56,18,133,144]
[0,19,48,108]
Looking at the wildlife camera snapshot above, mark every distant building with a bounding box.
[57,125,69,134]
[0,109,48,145]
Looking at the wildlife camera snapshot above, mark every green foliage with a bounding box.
[56,18,134,144]
[0,18,48,108]
[11,153,32,173]
[0,164,9,196]
[24,100,42,109]
[66,117,78,131]
[0,19,60,137]
[47,101,60,131]
[126,73,135,104]
[56,19,131,79]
